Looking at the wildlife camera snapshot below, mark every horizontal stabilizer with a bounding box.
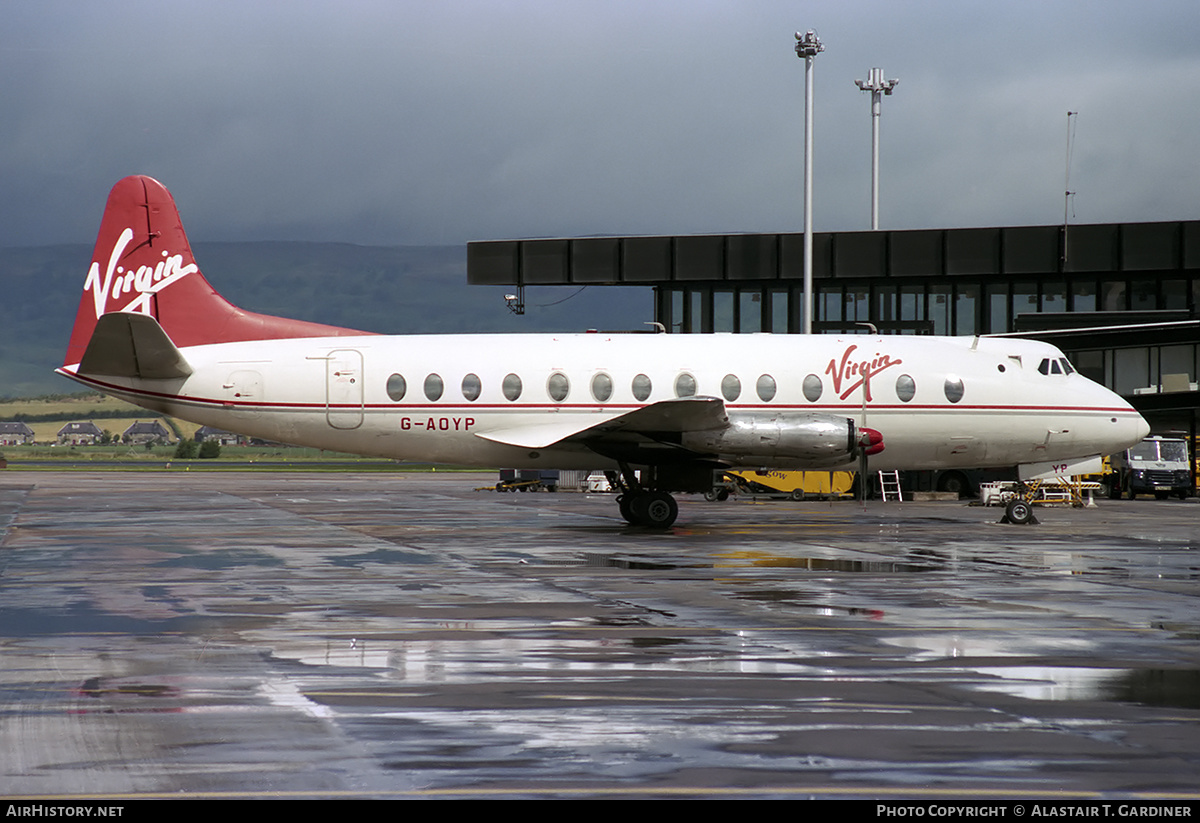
[474,396,728,450]
[77,312,193,379]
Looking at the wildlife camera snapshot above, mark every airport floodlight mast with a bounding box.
[1064,110,1077,265]
[854,67,899,231]
[795,29,823,335]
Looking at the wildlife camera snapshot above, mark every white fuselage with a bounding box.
[62,332,1148,471]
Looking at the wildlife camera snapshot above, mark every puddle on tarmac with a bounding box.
[154,548,285,570]
[961,666,1200,709]
[330,548,438,567]
[572,551,937,573]
[580,553,707,570]
[260,632,831,682]
[716,551,938,573]
[79,676,178,699]
[887,634,1200,709]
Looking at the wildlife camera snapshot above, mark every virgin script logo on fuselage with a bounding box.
[825,344,903,401]
[83,227,198,319]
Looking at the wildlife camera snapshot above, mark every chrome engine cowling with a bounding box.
[681,412,861,467]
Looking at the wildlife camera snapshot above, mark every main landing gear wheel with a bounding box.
[617,494,638,524]
[1002,498,1037,525]
[618,491,679,528]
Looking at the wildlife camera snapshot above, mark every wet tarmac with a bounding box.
[1,471,1198,799]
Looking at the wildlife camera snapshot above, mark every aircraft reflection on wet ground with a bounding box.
[1,472,1199,799]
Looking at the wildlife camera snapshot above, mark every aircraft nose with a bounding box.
[1134,413,1151,442]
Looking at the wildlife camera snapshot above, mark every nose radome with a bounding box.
[1134,414,1151,441]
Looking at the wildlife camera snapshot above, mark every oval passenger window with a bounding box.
[423,374,443,402]
[386,373,406,402]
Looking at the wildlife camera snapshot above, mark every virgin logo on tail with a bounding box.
[82,227,198,319]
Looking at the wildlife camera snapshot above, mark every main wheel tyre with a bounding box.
[938,471,968,498]
[1005,499,1034,525]
[632,492,678,528]
[616,494,638,524]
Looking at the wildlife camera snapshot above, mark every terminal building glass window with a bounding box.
[930,288,951,335]
[955,285,978,336]
[899,285,925,325]
[713,291,734,333]
[985,283,1008,333]
[1113,348,1150,395]
[1042,282,1066,313]
[739,292,761,333]
[770,289,789,333]
[1163,280,1188,310]
[1070,280,1097,312]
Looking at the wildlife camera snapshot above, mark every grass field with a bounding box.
[0,392,498,472]
[0,392,138,418]
[0,392,381,467]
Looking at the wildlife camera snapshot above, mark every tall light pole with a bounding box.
[854,67,898,231]
[795,29,823,334]
[1064,110,1077,266]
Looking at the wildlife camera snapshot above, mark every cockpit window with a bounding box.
[1038,357,1075,376]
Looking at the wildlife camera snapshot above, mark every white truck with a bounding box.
[1108,436,1192,500]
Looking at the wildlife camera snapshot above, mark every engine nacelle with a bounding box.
[681,411,861,467]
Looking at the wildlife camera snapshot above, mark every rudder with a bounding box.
[64,175,370,368]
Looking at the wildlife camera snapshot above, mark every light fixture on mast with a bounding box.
[854,67,899,231]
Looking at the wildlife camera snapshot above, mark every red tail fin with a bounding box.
[64,176,371,368]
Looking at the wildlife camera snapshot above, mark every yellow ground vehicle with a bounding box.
[722,469,855,501]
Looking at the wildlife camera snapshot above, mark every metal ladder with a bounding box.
[878,470,903,502]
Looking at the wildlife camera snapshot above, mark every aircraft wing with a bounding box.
[474,396,728,450]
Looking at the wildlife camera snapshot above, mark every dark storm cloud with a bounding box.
[1,0,1197,248]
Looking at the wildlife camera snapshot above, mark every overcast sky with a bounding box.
[3,0,1198,249]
